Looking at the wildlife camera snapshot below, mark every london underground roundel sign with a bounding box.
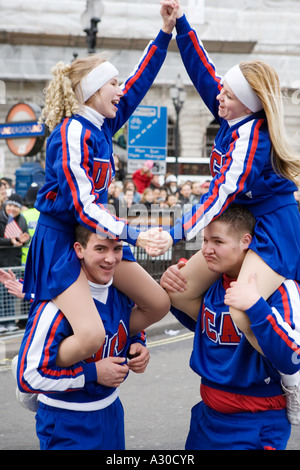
[3,102,46,157]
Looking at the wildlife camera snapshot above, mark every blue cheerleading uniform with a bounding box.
[170,15,300,281]
[24,29,172,300]
[17,280,146,450]
[171,276,300,450]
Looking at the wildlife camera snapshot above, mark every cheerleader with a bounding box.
[158,1,300,326]
[23,3,180,367]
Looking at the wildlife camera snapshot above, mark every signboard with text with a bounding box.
[1,102,46,157]
[127,105,167,174]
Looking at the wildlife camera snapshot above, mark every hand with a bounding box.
[128,343,150,374]
[95,357,129,388]
[18,232,30,244]
[11,232,30,247]
[0,268,17,285]
[4,279,25,299]
[160,0,181,34]
[160,259,187,292]
[224,273,261,311]
[11,237,23,247]
[136,227,173,256]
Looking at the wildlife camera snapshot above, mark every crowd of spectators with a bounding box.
[108,156,212,219]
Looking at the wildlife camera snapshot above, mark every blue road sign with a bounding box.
[127,105,167,174]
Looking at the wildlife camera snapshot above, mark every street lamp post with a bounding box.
[169,74,186,179]
[81,0,104,54]
[84,17,101,54]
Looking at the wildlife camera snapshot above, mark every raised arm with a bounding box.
[108,2,176,134]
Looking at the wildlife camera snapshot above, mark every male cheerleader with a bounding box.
[16,227,150,450]
[161,204,300,450]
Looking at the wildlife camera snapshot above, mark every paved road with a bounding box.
[0,327,299,450]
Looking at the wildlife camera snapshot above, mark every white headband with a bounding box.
[224,64,263,113]
[75,62,119,103]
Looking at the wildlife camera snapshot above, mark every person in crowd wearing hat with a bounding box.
[163,174,179,197]
[0,193,30,266]
[200,180,210,195]
[0,193,30,333]
[132,160,154,195]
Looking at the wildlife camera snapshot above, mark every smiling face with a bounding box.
[217,81,251,121]
[202,220,252,279]
[86,77,123,118]
[5,203,22,218]
[74,233,123,285]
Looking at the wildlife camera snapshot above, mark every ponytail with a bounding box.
[240,61,300,186]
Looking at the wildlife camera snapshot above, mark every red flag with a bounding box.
[4,215,22,239]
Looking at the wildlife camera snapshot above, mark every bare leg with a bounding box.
[168,250,220,320]
[54,269,106,367]
[113,260,171,335]
[230,249,285,353]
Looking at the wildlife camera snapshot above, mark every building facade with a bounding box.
[0,0,299,183]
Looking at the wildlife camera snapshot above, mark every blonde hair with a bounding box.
[240,60,300,185]
[140,188,154,203]
[40,53,108,132]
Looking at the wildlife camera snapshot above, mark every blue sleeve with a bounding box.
[170,116,271,242]
[108,29,172,135]
[128,330,147,352]
[170,305,196,332]
[175,15,222,121]
[247,281,300,374]
[52,122,140,245]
